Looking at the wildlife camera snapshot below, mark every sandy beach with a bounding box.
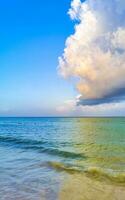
[60,173,125,200]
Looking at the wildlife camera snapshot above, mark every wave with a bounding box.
[48,161,125,185]
[0,135,46,146]
[47,161,82,174]
[0,135,86,159]
[86,167,125,185]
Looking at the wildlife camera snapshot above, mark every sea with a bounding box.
[0,117,125,200]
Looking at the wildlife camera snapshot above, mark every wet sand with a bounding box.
[60,174,125,200]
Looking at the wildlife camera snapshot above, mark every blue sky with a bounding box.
[1,0,125,116]
[0,0,77,116]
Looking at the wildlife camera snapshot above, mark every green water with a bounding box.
[72,118,125,172]
[49,118,125,184]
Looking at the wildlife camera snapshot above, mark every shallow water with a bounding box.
[0,117,125,199]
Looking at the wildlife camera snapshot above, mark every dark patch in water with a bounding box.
[0,135,86,160]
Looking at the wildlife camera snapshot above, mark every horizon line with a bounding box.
[0,116,125,118]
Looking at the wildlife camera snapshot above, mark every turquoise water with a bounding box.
[0,117,125,199]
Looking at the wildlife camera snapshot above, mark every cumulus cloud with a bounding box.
[58,0,125,105]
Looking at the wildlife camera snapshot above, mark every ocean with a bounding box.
[0,117,125,200]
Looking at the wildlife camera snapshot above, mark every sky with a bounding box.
[0,0,125,116]
[0,0,76,116]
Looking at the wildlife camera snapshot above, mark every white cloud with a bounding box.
[56,100,125,116]
[58,0,125,106]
